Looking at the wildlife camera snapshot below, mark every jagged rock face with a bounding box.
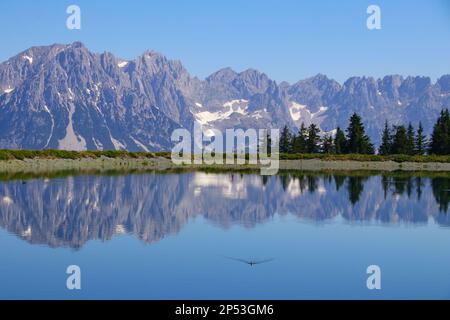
[0,42,449,150]
[288,74,341,112]
[0,42,184,151]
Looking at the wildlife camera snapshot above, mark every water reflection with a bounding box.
[1,171,450,249]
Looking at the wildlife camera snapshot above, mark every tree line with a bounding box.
[278,109,450,155]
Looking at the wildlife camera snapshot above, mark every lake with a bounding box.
[1,170,450,299]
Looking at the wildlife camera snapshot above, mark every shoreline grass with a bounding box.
[1,149,450,163]
[1,150,450,178]
[0,149,172,161]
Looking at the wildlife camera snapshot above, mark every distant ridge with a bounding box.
[0,42,448,150]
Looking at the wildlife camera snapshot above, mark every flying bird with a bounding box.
[224,256,275,266]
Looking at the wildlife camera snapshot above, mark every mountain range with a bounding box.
[0,41,449,151]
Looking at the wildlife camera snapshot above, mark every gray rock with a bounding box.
[0,42,449,150]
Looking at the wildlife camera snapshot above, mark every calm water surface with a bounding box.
[1,171,450,299]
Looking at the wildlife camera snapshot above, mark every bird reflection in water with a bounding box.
[224,256,275,267]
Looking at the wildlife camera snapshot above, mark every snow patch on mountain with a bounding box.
[251,109,268,120]
[316,106,328,114]
[68,88,75,100]
[223,99,248,110]
[193,99,249,126]
[110,135,126,150]
[289,102,328,128]
[131,136,149,152]
[320,128,337,139]
[43,105,54,148]
[23,55,33,64]
[92,138,104,150]
[289,102,306,122]
[194,110,224,126]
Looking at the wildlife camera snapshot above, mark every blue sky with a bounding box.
[1,0,449,83]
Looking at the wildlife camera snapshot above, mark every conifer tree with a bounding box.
[334,127,347,154]
[379,120,392,155]
[279,125,292,153]
[346,113,374,154]
[391,125,409,154]
[306,124,321,153]
[321,134,334,154]
[406,122,415,155]
[429,109,450,155]
[415,122,427,155]
[292,123,307,153]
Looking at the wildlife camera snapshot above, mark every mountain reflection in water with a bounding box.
[0,171,450,249]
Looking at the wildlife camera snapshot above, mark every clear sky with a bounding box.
[1,0,450,83]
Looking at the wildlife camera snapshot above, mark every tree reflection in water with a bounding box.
[0,170,449,249]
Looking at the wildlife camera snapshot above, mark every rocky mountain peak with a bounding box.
[437,75,450,93]
[0,42,449,151]
[206,67,238,83]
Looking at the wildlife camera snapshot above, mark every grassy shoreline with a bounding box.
[0,150,450,174]
[1,149,450,162]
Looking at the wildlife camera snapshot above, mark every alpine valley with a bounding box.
[0,42,449,151]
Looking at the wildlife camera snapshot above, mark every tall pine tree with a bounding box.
[346,113,374,154]
[391,125,409,154]
[406,122,415,155]
[429,109,450,155]
[306,124,321,153]
[415,122,427,155]
[334,127,347,154]
[279,125,292,153]
[321,134,334,154]
[292,123,307,153]
[378,120,392,155]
